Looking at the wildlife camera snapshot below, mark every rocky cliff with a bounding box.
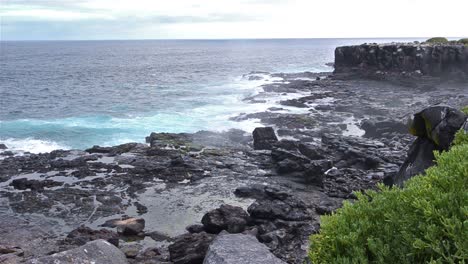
[334,43,468,80]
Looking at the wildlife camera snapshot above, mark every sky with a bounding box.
[1,0,467,40]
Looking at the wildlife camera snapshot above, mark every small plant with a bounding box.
[308,130,468,263]
[425,37,449,44]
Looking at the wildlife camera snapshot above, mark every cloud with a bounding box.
[1,0,467,40]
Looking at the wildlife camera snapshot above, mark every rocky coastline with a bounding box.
[1,45,468,264]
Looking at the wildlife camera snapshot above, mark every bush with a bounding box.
[425,37,449,44]
[462,106,468,115]
[459,38,468,45]
[309,131,468,263]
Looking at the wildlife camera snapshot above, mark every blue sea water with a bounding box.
[0,38,419,153]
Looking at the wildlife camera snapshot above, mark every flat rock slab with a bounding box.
[203,233,286,264]
[25,239,128,264]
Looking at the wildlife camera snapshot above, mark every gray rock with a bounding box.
[0,144,7,150]
[203,233,285,264]
[252,127,278,150]
[201,204,250,234]
[25,239,128,264]
[169,232,216,264]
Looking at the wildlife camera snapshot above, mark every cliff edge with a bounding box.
[334,43,468,80]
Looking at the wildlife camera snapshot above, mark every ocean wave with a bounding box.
[0,138,69,154]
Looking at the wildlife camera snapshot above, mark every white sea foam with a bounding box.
[0,138,69,154]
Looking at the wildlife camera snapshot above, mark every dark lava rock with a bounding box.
[62,225,119,247]
[247,188,312,222]
[204,233,286,264]
[0,144,7,150]
[86,145,113,154]
[10,178,62,191]
[388,105,466,186]
[361,119,408,138]
[303,160,333,186]
[201,204,250,234]
[186,224,205,234]
[168,232,215,264]
[252,127,278,150]
[409,105,466,150]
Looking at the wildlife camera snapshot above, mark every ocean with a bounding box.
[0,38,419,153]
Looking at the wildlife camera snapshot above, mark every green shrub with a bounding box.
[309,131,468,264]
[461,105,468,115]
[425,37,449,44]
[459,38,468,45]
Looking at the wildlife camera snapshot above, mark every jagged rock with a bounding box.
[62,225,119,247]
[201,205,250,234]
[203,233,286,264]
[303,160,333,185]
[252,127,278,150]
[25,240,128,264]
[10,178,62,191]
[388,105,466,186]
[169,232,215,264]
[247,188,312,221]
[409,105,466,150]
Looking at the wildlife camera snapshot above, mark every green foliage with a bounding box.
[459,38,468,45]
[461,106,468,115]
[309,132,468,264]
[425,37,449,44]
[452,129,468,146]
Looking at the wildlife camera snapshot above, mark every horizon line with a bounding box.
[0,36,446,42]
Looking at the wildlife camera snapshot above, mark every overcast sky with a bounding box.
[1,0,467,40]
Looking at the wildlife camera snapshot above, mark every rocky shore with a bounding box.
[1,53,468,263]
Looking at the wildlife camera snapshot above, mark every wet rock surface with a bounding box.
[0,70,467,263]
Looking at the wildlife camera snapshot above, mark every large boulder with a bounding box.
[201,205,250,234]
[25,239,128,264]
[409,105,466,150]
[203,233,286,264]
[252,127,278,150]
[169,232,216,264]
[387,105,467,186]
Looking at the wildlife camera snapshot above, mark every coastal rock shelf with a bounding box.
[1,70,467,263]
[334,43,468,79]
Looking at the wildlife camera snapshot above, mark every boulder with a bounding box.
[25,239,128,264]
[203,233,285,264]
[387,105,467,186]
[63,225,119,247]
[409,105,466,150]
[0,144,7,150]
[388,137,438,186]
[169,232,216,264]
[252,127,278,150]
[201,205,250,234]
